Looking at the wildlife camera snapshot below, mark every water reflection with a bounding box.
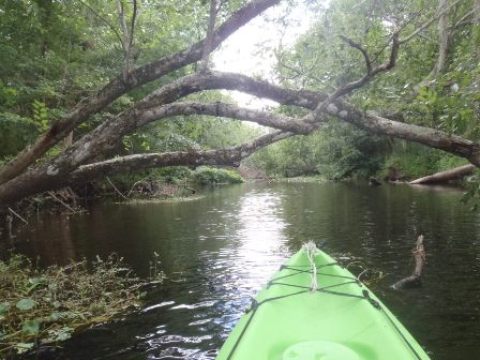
[7,182,480,360]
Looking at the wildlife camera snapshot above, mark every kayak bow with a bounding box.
[217,243,430,360]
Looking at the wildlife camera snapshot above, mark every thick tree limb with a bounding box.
[410,164,475,184]
[0,0,280,185]
[0,131,292,203]
[3,67,480,206]
[325,102,480,165]
[69,131,292,183]
[41,72,322,173]
[415,0,451,91]
[137,102,316,134]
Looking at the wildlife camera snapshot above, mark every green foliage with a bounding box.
[192,167,243,185]
[0,0,257,170]
[32,100,49,131]
[156,167,194,184]
[2,0,479,184]
[0,112,40,157]
[257,0,480,180]
[250,121,388,179]
[381,142,469,180]
[461,173,480,211]
[0,253,163,357]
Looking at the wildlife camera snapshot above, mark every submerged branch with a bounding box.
[392,235,426,290]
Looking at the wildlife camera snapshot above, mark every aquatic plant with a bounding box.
[0,254,163,356]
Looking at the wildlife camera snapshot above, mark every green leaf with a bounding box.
[0,302,10,314]
[22,319,41,335]
[55,327,73,341]
[27,277,48,294]
[15,342,34,354]
[16,298,37,311]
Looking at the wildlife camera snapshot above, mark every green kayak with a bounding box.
[217,243,430,360]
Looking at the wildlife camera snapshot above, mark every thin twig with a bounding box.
[47,191,78,213]
[126,177,149,197]
[339,35,372,74]
[451,5,480,29]
[78,0,124,47]
[399,0,463,44]
[106,176,129,199]
[7,208,28,225]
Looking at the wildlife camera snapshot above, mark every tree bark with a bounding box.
[409,164,475,184]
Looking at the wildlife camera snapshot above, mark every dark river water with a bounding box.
[5,182,480,360]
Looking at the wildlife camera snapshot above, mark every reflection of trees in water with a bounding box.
[278,183,479,263]
[14,213,77,266]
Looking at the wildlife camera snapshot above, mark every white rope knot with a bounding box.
[303,241,320,292]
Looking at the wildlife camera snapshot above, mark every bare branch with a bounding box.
[399,0,463,45]
[451,7,476,28]
[78,0,124,47]
[116,0,139,80]
[339,35,372,74]
[138,101,316,134]
[66,131,294,186]
[305,31,400,123]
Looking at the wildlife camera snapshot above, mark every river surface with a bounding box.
[5,182,480,360]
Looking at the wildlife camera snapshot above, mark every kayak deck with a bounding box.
[216,247,430,360]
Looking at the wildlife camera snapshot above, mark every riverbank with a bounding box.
[0,167,244,240]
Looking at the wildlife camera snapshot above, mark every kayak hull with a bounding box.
[216,247,430,360]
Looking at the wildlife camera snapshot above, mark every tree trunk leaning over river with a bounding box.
[1,0,480,206]
[410,164,476,185]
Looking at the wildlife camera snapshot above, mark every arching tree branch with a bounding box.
[0,0,280,186]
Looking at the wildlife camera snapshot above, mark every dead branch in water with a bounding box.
[392,234,426,289]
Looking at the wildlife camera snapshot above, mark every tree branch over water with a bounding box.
[1,0,479,206]
[0,0,281,186]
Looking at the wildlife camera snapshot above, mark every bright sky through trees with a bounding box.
[213,1,319,109]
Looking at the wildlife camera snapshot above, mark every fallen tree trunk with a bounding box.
[392,234,426,290]
[410,164,475,184]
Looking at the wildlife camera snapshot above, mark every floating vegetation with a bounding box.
[0,254,164,357]
[120,194,205,205]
